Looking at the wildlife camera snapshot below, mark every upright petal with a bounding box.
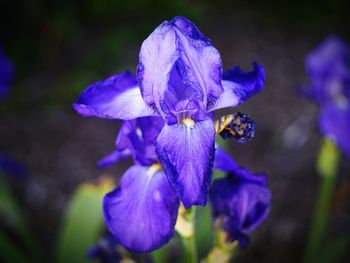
[156,118,215,208]
[169,16,223,105]
[208,63,265,111]
[137,16,223,115]
[73,71,158,120]
[318,103,350,159]
[137,21,178,113]
[103,165,179,252]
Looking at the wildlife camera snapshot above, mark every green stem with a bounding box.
[181,207,197,263]
[183,235,198,263]
[303,139,340,263]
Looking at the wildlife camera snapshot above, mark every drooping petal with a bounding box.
[137,16,223,115]
[103,165,179,252]
[210,166,271,247]
[318,103,350,159]
[73,71,158,120]
[156,118,215,208]
[208,63,265,111]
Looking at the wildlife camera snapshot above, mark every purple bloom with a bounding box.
[210,148,271,247]
[303,36,350,158]
[74,16,265,208]
[0,47,14,100]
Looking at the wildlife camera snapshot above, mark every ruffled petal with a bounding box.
[156,118,215,208]
[319,103,350,159]
[73,71,158,120]
[210,166,271,247]
[137,16,223,115]
[103,165,179,252]
[208,63,265,111]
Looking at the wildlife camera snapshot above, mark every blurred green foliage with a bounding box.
[56,176,114,263]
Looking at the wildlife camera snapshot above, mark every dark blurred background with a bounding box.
[1,0,350,262]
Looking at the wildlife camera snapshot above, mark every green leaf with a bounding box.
[56,176,114,263]
[0,232,28,263]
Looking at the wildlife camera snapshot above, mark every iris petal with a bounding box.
[156,118,215,208]
[319,104,350,159]
[208,63,265,111]
[73,71,157,120]
[137,16,223,115]
[103,165,179,252]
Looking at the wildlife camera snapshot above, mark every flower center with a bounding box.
[147,163,163,176]
[180,118,195,128]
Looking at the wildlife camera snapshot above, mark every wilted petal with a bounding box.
[319,104,350,159]
[208,63,265,111]
[103,165,179,252]
[156,118,215,208]
[73,71,157,120]
[137,16,223,114]
[210,166,271,247]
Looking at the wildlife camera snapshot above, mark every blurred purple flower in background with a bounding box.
[0,153,27,179]
[303,36,350,158]
[74,16,265,208]
[211,149,271,247]
[0,46,14,100]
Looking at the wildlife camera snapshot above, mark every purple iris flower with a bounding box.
[0,47,14,100]
[210,148,271,247]
[303,36,350,159]
[73,16,265,208]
